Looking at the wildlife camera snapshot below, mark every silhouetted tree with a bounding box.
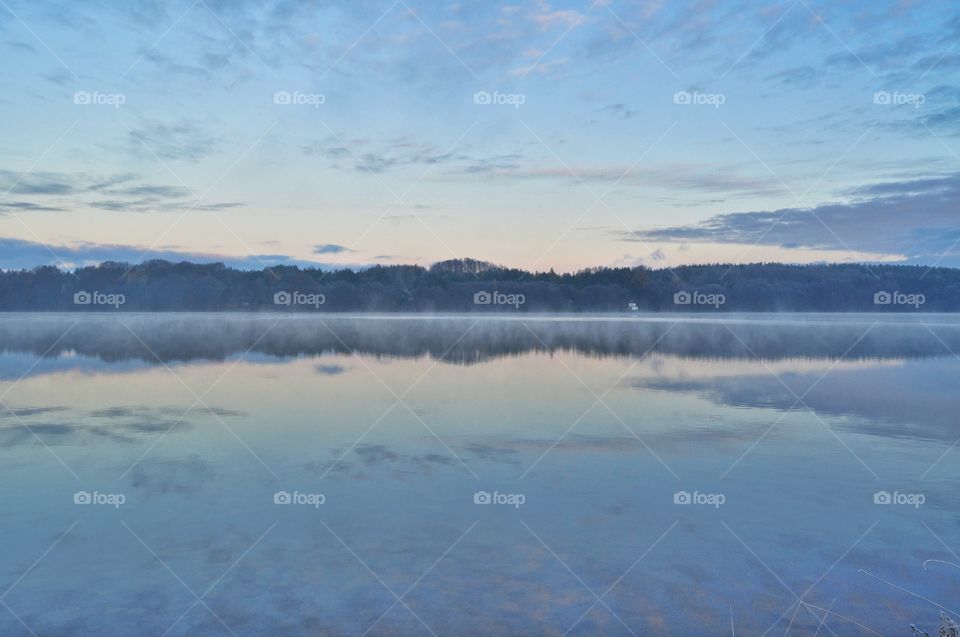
[0,258,955,312]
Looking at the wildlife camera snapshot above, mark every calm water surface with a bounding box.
[0,313,957,636]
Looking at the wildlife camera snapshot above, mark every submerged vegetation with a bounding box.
[912,612,960,636]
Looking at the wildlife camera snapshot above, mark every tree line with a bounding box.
[1,258,957,311]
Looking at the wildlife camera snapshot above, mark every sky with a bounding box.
[0,0,958,272]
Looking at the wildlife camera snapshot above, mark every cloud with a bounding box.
[510,56,569,77]
[0,170,77,195]
[627,172,960,264]
[4,41,36,53]
[599,103,637,119]
[530,3,588,30]
[85,199,243,213]
[301,135,465,173]
[313,244,354,255]
[126,120,221,162]
[87,173,140,191]
[43,69,74,86]
[919,102,960,137]
[109,185,192,198]
[460,153,525,174]
[764,65,822,89]
[0,200,64,212]
[0,237,360,271]
[142,50,211,80]
[823,35,926,73]
[0,169,239,214]
[469,162,783,196]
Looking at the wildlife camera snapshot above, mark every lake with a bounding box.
[0,313,957,636]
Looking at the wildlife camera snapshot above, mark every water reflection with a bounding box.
[1,312,960,367]
[635,355,960,442]
[0,314,956,636]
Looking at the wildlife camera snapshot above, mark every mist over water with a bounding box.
[3,312,960,364]
[0,314,956,635]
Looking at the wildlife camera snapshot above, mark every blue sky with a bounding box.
[0,0,958,271]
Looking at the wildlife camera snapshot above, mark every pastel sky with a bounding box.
[0,0,958,271]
